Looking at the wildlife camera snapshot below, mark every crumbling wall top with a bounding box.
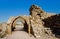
[29,5,44,15]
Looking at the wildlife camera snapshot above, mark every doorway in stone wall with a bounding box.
[11,16,28,32]
[14,20,24,31]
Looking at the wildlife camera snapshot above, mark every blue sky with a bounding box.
[0,0,60,23]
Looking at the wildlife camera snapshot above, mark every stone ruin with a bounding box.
[29,5,57,39]
[0,5,60,39]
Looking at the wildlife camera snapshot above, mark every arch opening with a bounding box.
[11,16,28,32]
[7,16,34,35]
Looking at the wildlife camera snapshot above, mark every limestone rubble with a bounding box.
[30,5,60,39]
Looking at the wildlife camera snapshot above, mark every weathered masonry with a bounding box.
[6,5,60,39]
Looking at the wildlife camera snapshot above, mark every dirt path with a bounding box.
[4,31,35,39]
[2,26,35,39]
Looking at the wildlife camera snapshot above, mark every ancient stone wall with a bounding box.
[6,5,60,39]
[29,5,59,39]
[0,5,60,39]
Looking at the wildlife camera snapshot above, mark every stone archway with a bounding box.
[11,16,28,31]
[7,16,29,34]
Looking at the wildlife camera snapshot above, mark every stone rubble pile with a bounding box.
[0,23,7,38]
[43,14,60,38]
[29,5,59,39]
